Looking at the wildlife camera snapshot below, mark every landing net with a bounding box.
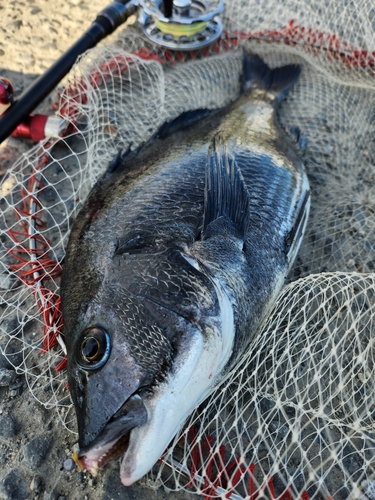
[1,1,375,498]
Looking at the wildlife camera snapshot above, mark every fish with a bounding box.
[60,52,310,486]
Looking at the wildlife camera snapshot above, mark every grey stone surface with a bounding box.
[101,468,197,500]
[63,458,76,471]
[102,468,158,500]
[0,343,23,369]
[0,414,17,439]
[0,273,12,290]
[0,469,29,500]
[0,346,13,370]
[0,369,16,387]
[23,435,53,470]
[30,476,42,492]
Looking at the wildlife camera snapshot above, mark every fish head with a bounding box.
[65,249,232,485]
[66,294,159,450]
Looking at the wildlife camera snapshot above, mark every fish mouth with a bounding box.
[76,394,147,476]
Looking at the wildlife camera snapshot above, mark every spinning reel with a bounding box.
[139,0,224,50]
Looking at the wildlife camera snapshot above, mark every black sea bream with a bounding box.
[60,52,310,486]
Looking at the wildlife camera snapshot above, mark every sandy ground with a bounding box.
[0,0,110,167]
[0,0,110,168]
[0,2,194,499]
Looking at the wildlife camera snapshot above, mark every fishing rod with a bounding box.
[0,1,137,144]
[0,0,224,144]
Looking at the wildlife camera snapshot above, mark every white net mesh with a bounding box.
[153,273,375,499]
[1,0,375,498]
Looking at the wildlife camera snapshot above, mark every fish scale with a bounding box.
[112,293,173,375]
[101,153,206,252]
[61,53,310,486]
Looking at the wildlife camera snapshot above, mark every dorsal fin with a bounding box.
[202,133,249,243]
[157,109,213,138]
[102,109,214,177]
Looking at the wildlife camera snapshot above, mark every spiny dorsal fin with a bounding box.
[104,109,214,176]
[202,133,249,243]
[157,109,213,139]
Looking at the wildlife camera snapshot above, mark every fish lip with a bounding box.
[78,394,147,475]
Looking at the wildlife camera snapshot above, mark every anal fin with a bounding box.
[202,133,249,245]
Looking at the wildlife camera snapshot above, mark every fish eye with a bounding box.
[77,327,111,371]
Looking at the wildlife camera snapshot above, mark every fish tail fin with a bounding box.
[242,52,301,102]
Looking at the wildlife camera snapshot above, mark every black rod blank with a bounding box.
[0,1,136,144]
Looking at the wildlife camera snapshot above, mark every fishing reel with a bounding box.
[139,0,224,50]
[0,0,226,143]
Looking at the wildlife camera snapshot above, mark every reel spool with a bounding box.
[139,0,224,50]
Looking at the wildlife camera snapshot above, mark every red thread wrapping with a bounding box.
[180,425,327,499]
[56,356,68,372]
[226,20,375,72]
[7,143,65,357]
[184,425,256,499]
[36,288,64,353]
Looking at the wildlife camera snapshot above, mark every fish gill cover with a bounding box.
[0,0,375,498]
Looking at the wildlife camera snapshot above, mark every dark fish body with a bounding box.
[61,53,310,485]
